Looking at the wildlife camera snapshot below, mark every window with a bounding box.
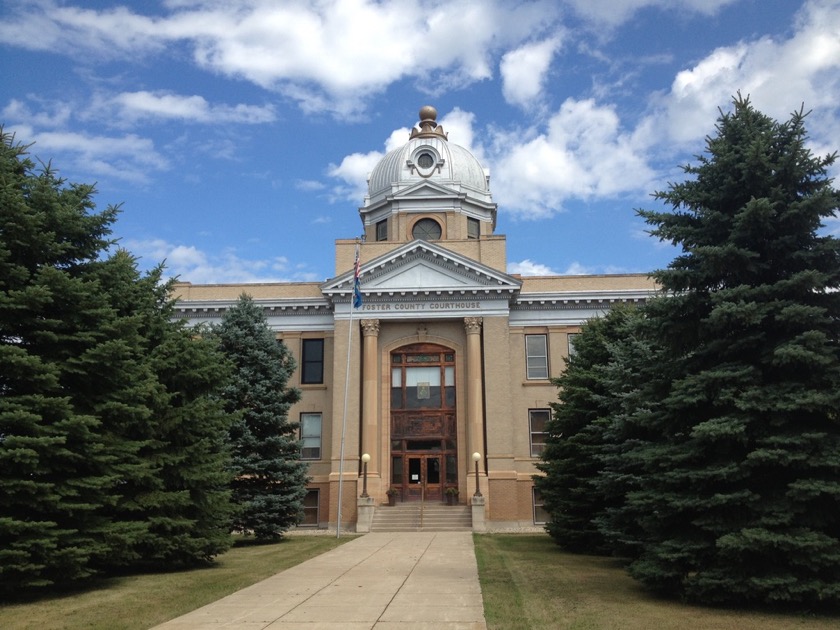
[533,487,549,525]
[567,333,579,358]
[300,489,320,526]
[525,334,548,379]
[301,338,324,384]
[412,218,442,240]
[300,413,322,460]
[467,217,480,239]
[376,219,388,241]
[529,409,550,457]
[417,152,434,168]
[390,346,455,410]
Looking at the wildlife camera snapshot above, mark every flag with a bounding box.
[352,246,363,309]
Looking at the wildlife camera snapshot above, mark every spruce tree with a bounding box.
[536,306,642,554]
[632,96,840,606]
[0,130,121,591]
[0,130,236,593]
[141,310,236,565]
[213,295,308,540]
[92,255,236,567]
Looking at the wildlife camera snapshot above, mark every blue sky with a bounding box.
[2,0,839,284]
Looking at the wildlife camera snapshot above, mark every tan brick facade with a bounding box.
[172,106,657,530]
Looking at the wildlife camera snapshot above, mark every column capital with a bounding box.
[360,319,380,337]
[464,317,483,334]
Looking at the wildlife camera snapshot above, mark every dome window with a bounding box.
[409,148,441,177]
[417,152,434,169]
[412,218,442,241]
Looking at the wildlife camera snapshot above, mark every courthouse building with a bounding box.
[172,106,657,530]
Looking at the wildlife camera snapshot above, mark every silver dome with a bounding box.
[365,106,492,208]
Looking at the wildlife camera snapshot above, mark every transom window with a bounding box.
[391,347,456,410]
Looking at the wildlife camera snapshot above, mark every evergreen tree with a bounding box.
[631,96,840,606]
[536,305,673,558]
[536,306,642,554]
[141,310,236,565]
[591,310,675,560]
[0,130,122,591]
[93,254,236,567]
[0,130,236,593]
[213,295,308,540]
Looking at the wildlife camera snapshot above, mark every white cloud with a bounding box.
[110,91,276,124]
[2,98,72,128]
[489,98,655,218]
[325,126,411,203]
[125,238,319,283]
[500,38,562,108]
[295,179,326,192]
[4,124,168,184]
[438,108,478,154]
[566,0,738,27]
[0,1,165,56]
[562,261,597,275]
[508,259,558,275]
[327,150,386,204]
[0,0,562,117]
[652,0,840,149]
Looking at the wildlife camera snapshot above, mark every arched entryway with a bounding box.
[389,343,457,502]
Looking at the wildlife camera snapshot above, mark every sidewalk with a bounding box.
[153,531,486,629]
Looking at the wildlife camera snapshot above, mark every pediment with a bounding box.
[394,180,461,199]
[321,240,521,302]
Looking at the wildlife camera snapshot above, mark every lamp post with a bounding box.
[360,453,371,498]
[472,452,482,497]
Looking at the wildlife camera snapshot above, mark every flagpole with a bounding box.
[336,241,362,538]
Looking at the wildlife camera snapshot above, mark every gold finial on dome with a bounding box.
[409,105,448,140]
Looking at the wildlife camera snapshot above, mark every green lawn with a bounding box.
[5,533,839,630]
[0,535,351,630]
[474,534,839,630]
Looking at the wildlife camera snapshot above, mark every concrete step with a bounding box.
[370,503,472,532]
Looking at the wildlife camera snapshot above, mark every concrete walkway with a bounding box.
[153,532,486,629]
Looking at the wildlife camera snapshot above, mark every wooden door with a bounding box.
[405,455,443,502]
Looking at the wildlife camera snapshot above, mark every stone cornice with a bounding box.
[173,298,331,319]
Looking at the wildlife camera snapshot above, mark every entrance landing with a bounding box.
[153,532,486,629]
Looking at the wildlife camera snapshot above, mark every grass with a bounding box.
[474,534,840,630]
[6,532,838,629]
[0,535,351,630]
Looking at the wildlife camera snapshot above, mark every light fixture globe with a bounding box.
[471,452,482,497]
[361,453,371,463]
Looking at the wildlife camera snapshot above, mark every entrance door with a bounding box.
[406,455,442,502]
[390,344,458,503]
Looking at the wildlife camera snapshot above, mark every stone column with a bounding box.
[360,319,380,474]
[464,316,485,469]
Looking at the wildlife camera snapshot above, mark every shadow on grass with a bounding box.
[474,533,840,630]
[0,535,350,630]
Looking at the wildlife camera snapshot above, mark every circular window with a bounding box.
[417,152,434,169]
[412,218,442,240]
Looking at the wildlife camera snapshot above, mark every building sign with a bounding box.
[361,300,483,313]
